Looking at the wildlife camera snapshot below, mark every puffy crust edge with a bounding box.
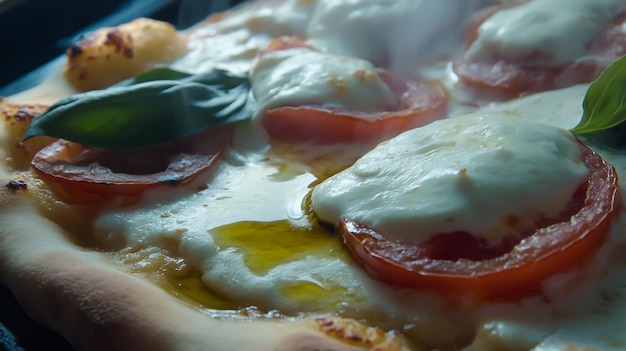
[0,169,417,350]
[0,101,54,171]
[0,185,389,351]
[63,18,187,91]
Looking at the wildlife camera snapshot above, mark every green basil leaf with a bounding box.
[23,69,255,149]
[571,55,626,134]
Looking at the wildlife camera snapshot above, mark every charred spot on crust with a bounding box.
[103,29,134,59]
[105,29,125,52]
[313,317,410,350]
[66,33,94,59]
[78,67,89,80]
[15,107,41,122]
[2,104,48,126]
[315,318,367,344]
[67,44,84,58]
[5,180,28,192]
[123,46,134,59]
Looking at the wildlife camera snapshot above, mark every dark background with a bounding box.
[0,0,243,350]
[0,0,246,94]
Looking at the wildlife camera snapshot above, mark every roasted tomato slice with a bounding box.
[31,129,230,203]
[258,37,447,144]
[452,4,626,98]
[452,59,601,99]
[262,73,446,144]
[339,142,620,298]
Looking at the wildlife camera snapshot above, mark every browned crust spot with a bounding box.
[1,103,53,171]
[105,29,125,52]
[314,317,411,351]
[67,44,84,58]
[5,179,28,192]
[104,28,135,59]
[0,176,29,212]
[62,18,185,91]
[2,103,48,125]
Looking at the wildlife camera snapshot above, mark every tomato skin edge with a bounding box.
[31,140,221,204]
[452,3,626,99]
[338,141,621,299]
[261,77,446,144]
[258,36,448,144]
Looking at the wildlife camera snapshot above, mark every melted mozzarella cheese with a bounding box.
[250,47,396,116]
[481,83,588,129]
[92,81,626,350]
[312,114,589,245]
[95,160,316,250]
[173,0,317,74]
[306,0,485,69]
[466,0,623,66]
[78,4,626,350]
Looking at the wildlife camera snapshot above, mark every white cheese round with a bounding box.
[250,47,397,117]
[311,113,589,245]
[466,0,623,67]
[173,0,317,74]
[306,0,485,69]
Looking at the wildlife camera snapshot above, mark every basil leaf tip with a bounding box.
[23,68,256,149]
[571,55,626,136]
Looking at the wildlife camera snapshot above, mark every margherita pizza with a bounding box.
[2,0,626,350]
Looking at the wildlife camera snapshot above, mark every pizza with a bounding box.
[2,0,626,350]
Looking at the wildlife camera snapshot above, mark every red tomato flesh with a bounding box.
[258,37,447,144]
[31,128,230,203]
[453,4,626,98]
[339,141,620,298]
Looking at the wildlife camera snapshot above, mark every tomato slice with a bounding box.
[452,59,600,99]
[31,129,230,203]
[262,73,446,144]
[258,37,447,144]
[338,141,620,298]
[453,4,626,98]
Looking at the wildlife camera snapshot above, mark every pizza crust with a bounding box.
[0,181,409,351]
[0,101,53,172]
[63,18,187,92]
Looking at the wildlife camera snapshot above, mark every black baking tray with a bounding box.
[0,0,244,350]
